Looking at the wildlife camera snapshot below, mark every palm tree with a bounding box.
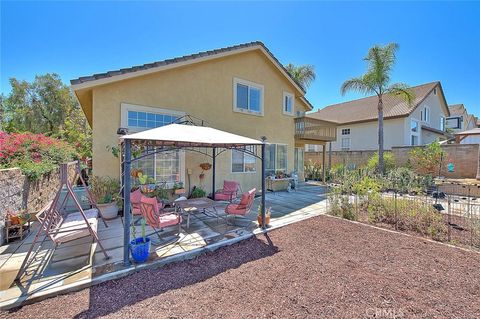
[341,43,414,174]
[285,63,316,91]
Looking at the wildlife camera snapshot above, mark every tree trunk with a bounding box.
[377,96,385,175]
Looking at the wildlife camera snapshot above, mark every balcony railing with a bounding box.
[294,116,337,142]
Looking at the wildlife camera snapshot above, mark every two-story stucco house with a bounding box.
[71,42,334,193]
[306,82,450,152]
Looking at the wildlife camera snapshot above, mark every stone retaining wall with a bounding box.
[0,166,76,244]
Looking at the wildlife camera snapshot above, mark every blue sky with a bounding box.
[2,1,479,114]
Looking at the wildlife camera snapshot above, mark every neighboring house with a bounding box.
[71,42,333,192]
[305,81,450,152]
[446,104,477,133]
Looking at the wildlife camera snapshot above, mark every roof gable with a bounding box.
[308,81,448,124]
[71,41,311,109]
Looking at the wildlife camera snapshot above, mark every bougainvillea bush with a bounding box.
[0,132,79,179]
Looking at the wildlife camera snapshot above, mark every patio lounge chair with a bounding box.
[215,180,240,202]
[225,188,256,225]
[140,196,182,242]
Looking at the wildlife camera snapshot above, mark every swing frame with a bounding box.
[15,161,110,282]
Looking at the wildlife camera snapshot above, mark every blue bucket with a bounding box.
[130,237,151,263]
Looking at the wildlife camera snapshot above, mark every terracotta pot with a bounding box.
[257,215,270,226]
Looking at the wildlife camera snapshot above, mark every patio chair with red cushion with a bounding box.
[140,196,182,242]
[214,180,240,202]
[225,188,256,225]
[130,189,143,216]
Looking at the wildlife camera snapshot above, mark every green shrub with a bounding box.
[304,160,323,180]
[409,140,445,175]
[190,186,206,198]
[367,196,446,240]
[329,193,357,221]
[90,176,120,204]
[366,152,396,173]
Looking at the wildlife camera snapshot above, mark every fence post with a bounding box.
[394,190,398,231]
[447,195,451,243]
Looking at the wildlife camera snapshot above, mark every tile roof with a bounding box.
[70,41,307,95]
[307,82,441,124]
[448,104,466,116]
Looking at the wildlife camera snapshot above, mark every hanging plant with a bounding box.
[199,163,212,171]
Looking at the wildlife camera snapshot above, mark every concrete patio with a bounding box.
[0,183,327,309]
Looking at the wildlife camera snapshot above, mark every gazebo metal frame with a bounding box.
[119,117,267,266]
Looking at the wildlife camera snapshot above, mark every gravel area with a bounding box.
[3,215,480,319]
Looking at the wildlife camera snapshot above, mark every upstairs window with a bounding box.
[420,106,430,123]
[440,116,445,131]
[234,78,264,115]
[446,117,462,129]
[283,92,294,115]
[341,128,351,135]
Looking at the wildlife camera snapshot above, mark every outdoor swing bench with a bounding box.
[16,161,110,282]
[36,205,100,244]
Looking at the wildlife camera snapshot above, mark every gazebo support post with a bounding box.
[123,139,132,266]
[212,147,216,199]
[261,142,266,229]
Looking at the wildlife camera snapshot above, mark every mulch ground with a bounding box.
[3,215,480,319]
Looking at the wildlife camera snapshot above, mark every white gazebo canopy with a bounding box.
[121,123,263,147]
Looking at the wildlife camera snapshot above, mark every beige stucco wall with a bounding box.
[325,118,406,151]
[89,50,309,193]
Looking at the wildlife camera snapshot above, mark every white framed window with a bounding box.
[341,138,351,151]
[283,92,294,115]
[307,144,316,152]
[121,103,185,187]
[231,146,256,173]
[233,77,264,116]
[440,116,445,131]
[341,128,351,135]
[410,118,420,146]
[421,106,430,123]
[446,117,462,129]
[265,143,288,176]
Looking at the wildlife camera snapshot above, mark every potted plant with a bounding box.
[138,172,156,193]
[190,186,206,198]
[130,218,151,263]
[90,176,120,220]
[257,206,271,227]
[199,163,211,181]
[172,181,186,195]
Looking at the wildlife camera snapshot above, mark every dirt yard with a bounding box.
[3,215,480,319]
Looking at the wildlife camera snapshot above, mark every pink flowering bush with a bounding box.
[0,132,79,179]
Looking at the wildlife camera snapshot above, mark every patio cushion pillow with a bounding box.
[52,209,99,244]
[158,213,182,227]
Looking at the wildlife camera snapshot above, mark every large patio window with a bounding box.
[231,146,256,173]
[233,78,264,115]
[266,143,287,175]
[294,148,304,174]
[121,103,185,186]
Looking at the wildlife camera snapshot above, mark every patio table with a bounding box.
[175,197,222,228]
